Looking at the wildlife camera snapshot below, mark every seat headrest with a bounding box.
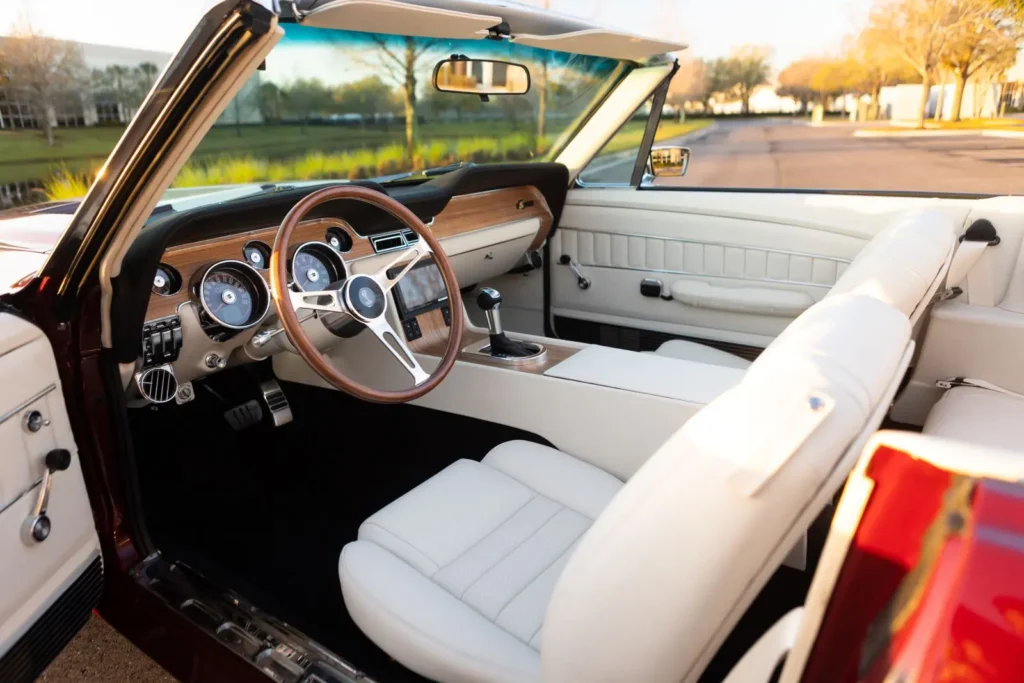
[827,209,956,318]
[541,294,911,683]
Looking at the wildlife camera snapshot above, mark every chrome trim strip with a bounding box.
[0,478,44,516]
[0,384,57,426]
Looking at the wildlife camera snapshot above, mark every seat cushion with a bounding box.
[339,441,623,683]
[923,386,1024,451]
[653,339,752,369]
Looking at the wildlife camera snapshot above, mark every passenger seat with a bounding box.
[923,384,1024,451]
[653,210,956,367]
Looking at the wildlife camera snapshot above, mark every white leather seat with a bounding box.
[923,386,1024,451]
[339,441,622,683]
[653,209,954,366]
[340,293,912,683]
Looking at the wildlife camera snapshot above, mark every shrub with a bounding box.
[42,164,94,201]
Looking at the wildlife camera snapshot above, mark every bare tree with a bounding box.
[941,0,1022,121]
[370,35,438,163]
[0,22,85,145]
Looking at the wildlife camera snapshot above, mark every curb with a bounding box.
[853,128,1024,139]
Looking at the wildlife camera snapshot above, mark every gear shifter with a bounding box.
[476,288,540,359]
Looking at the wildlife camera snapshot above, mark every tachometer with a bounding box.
[291,242,345,292]
[198,261,270,329]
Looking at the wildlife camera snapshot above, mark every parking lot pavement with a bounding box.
[588,118,1024,195]
[39,614,174,682]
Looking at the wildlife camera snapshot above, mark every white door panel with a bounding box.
[0,313,101,674]
[552,188,973,347]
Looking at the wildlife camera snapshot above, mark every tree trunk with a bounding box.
[934,72,948,121]
[915,73,931,129]
[951,71,967,123]
[536,61,547,155]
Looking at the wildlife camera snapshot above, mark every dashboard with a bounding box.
[117,163,568,403]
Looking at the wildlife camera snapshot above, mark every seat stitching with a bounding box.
[455,498,563,599]
[360,523,439,573]
[432,493,538,578]
[494,521,590,624]
[482,461,603,520]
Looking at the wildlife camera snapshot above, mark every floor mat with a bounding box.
[132,370,550,683]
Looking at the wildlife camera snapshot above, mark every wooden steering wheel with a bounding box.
[269,185,464,404]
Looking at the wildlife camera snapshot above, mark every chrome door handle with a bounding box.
[22,448,72,544]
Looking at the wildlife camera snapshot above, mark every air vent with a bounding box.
[137,366,178,404]
[371,233,405,254]
[402,229,419,243]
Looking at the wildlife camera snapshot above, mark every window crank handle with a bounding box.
[558,254,591,290]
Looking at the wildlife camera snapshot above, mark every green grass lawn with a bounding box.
[601,119,712,155]
[0,121,548,185]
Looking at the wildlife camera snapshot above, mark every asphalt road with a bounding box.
[39,614,174,682]
[585,118,1024,195]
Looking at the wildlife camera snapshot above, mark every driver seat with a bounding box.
[339,293,912,683]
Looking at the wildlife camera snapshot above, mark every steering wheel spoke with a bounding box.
[291,288,346,314]
[374,240,433,293]
[365,317,431,386]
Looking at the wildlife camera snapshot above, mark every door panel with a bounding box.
[551,188,972,348]
[0,313,101,681]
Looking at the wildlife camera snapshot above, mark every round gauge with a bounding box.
[243,241,271,270]
[291,243,345,292]
[325,227,353,253]
[152,264,181,296]
[198,261,269,330]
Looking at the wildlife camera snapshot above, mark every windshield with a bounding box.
[170,24,624,191]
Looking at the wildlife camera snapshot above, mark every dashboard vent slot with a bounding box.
[371,233,405,254]
[402,229,419,243]
[137,366,178,404]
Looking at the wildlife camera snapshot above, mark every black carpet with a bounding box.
[131,367,550,682]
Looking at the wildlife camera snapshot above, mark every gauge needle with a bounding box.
[214,302,224,313]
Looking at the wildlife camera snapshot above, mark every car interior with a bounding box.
[6,2,1024,683]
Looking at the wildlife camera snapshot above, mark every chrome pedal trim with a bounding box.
[260,379,293,427]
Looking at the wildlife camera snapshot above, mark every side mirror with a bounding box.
[647,146,690,177]
[433,57,531,96]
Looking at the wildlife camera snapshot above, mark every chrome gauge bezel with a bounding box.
[290,241,347,292]
[197,259,271,330]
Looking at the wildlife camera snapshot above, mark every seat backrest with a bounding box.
[541,293,912,683]
[825,209,956,325]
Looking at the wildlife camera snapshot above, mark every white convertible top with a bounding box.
[295,0,687,61]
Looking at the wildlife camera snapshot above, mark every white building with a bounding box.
[0,39,171,130]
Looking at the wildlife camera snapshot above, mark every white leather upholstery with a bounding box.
[340,293,911,683]
[825,209,955,320]
[542,293,911,683]
[653,339,752,369]
[654,208,953,368]
[923,386,1024,451]
[339,441,622,683]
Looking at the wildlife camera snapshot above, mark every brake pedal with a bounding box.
[260,379,293,427]
[223,400,263,431]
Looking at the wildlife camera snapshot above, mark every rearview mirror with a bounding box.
[433,57,531,96]
[648,146,690,177]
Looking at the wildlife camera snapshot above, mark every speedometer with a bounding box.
[198,261,270,329]
[291,242,345,292]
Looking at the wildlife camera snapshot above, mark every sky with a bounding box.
[0,0,876,70]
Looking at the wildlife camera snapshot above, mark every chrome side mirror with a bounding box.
[647,146,690,177]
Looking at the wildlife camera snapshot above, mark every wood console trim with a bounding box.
[411,324,577,375]
[144,185,554,321]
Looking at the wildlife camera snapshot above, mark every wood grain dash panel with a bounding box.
[145,218,364,320]
[429,186,553,248]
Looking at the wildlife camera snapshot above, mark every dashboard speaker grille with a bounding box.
[138,366,177,403]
